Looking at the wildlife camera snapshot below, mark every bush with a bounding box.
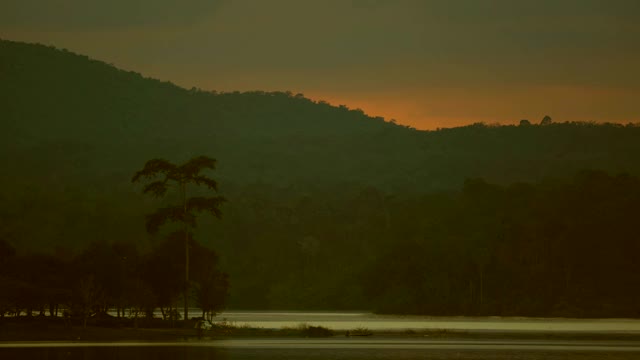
[304,325,333,337]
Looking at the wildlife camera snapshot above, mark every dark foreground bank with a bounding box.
[3,339,640,360]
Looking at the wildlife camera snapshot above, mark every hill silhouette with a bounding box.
[2,39,640,312]
[3,39,640,194]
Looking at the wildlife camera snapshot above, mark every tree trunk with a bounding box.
[182,181,189,325]
[479,266,484,309]
[564,265,572,295]
[170,304,175,328]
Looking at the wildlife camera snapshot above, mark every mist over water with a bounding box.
[101,310,640,332]
[214,311,640,332]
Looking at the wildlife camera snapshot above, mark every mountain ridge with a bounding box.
[3,38,640,194]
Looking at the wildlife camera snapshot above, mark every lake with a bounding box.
[4,311,640,359]
[214,310,640,333]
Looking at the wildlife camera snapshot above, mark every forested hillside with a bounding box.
[2,39,640,314]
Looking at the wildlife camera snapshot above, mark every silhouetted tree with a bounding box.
[142,231,191,323]
[0,239,16,318]
[0,239,15,264]
[76,275,102,328]
[132,156,225,323]
[191,243,229,323]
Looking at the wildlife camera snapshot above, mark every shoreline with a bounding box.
[3,320,640,343]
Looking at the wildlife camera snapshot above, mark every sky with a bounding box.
[1,0,639,130]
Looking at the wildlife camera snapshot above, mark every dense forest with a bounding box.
[2,39,640,316]
[0,232,228,325]
[364,171,640,317]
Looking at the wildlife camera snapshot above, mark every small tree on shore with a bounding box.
[191,243,229,323]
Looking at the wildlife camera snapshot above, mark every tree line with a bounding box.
[2,168,639,317]
[0,155,228,326]
[363,170,640,316]
[0,234,228,326]
[211,170,640,317]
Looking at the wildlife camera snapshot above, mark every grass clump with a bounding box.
[346,327,372,337]
[305,325,333,337]
[282,323,333,337]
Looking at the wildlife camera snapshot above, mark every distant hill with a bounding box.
[3,39,639,195]
[2,39,640,310]
[0,39,423,193]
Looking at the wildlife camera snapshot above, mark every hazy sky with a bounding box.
[2,0,639,129]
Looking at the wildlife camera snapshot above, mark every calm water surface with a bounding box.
[3,340,640,360]
[215,311,640,333]
[104,310,640,333]
[5,312,640,359]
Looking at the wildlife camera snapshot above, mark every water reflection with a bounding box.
[99,310,640,333]
[216,311,640,332]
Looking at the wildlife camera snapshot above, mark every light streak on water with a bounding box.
[211,311,640,332]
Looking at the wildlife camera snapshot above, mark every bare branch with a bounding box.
[191,175,218,191]
[187,196,226,219]
[166,229,194,243]
[142,180,170,198]
[145,205,197,234]
[132,158,177,183]
[180,156,217,178]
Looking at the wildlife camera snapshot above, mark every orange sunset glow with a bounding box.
[2,0,639,130]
